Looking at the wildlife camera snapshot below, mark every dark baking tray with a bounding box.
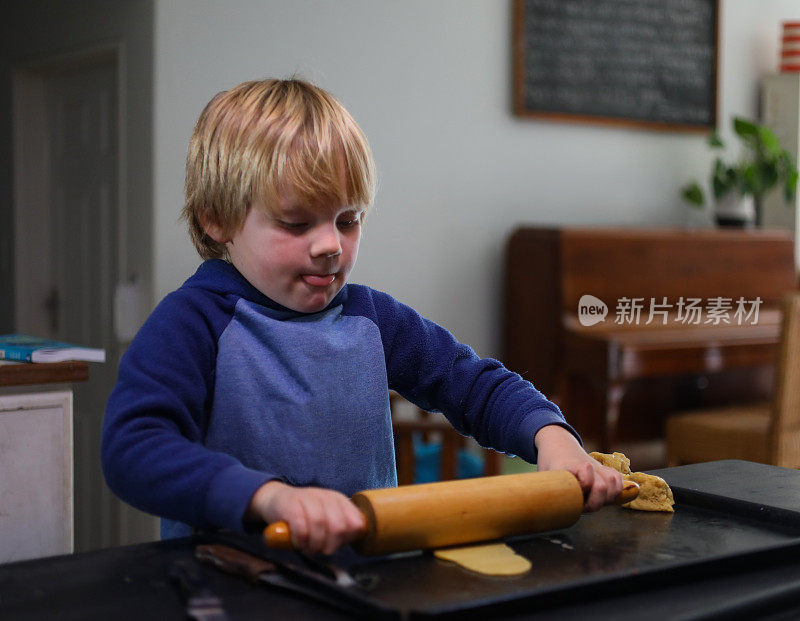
[213,461,800,619]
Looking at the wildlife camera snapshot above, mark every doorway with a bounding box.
[13,47,157,550]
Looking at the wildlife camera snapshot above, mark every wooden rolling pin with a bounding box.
[263,470,639,556]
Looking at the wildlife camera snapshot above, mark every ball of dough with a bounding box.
[589,451,675,512]
[589,451,632,475]
[622,472,674,512]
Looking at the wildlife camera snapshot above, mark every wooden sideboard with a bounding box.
[503,227,798,453]
[0,361,89,563]
[0,361,88,387]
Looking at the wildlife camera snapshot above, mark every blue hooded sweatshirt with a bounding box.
[102,259,577,538]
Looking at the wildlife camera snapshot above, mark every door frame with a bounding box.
[12,41,128,337]
[10,41,156,549]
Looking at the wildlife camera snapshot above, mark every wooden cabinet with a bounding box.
[503,227,797,456]
[0,390,73,562]
[0,362,87,563]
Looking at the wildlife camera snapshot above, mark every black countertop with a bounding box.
[3,461,800,620]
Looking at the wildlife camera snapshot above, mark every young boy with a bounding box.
[102,78,622,556]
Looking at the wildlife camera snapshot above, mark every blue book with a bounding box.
[0,334,106,363]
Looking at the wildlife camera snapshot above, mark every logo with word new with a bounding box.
[578,295,608,326]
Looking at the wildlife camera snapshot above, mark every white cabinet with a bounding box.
[0,390,73,563]
[761,73,800,269]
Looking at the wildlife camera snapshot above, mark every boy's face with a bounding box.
[219,192,363,313]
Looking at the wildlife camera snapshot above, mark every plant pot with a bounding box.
[714,193,755,228]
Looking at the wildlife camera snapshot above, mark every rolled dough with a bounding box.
[433,542,531,576]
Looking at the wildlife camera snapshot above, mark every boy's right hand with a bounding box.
[246,480,366,555]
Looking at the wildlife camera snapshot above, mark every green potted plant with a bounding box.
[681,116,798,227]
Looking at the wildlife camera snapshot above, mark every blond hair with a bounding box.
[183,78,376,259]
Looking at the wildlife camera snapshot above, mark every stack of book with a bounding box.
[0,335,106,363]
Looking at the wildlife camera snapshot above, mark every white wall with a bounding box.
[153,0,799,363]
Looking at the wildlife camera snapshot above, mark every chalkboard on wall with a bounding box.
[513,0,719,132]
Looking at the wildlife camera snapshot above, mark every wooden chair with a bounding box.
[390,393,503,484]
[665,292,800,468]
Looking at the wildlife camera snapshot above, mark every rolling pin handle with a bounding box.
[615,480,640,505]
[263,521,294,549]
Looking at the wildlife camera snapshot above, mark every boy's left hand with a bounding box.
[534,424,623,512]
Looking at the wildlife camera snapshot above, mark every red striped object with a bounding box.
[781,21,800,72]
